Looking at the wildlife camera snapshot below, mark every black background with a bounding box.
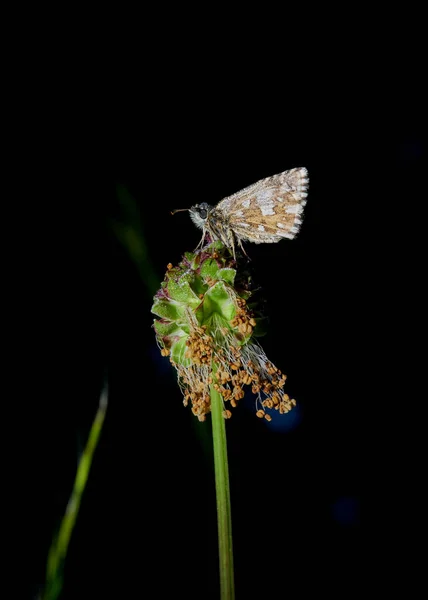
[18,47,423,599]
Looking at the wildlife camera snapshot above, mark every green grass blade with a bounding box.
[42,384,108,600]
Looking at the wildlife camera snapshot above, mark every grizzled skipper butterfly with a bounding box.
[172,167,309,259]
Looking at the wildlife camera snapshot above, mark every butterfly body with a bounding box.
[188,167,309,258]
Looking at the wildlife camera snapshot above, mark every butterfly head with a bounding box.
[188,202,213,230]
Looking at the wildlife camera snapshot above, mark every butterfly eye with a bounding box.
[199,207,208,219]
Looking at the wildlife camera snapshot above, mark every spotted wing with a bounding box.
[214,167,309,243]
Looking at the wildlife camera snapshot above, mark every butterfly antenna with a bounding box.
[171,208,189,215]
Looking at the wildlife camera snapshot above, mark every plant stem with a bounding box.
[43,383,108,600]
[210,378,235,600]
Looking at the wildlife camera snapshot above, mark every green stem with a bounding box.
[43,384,108,600]
[210,376,235,600]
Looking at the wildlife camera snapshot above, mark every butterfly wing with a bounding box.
[214,167,309,243]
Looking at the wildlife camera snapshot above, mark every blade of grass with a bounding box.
[210,375,235,600]
[42,383,108,600]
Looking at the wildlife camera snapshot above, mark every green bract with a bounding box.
[152,241,254,366]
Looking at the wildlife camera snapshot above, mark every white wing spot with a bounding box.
[277,222,285,229]
[260,206,275,216]
[258,224,265,232]
[256,191,276,216]
[241,199,251,208]
[235,210,244,217]
[237,222,250,228]
[286,205,299,214]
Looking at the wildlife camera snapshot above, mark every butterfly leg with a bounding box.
[236,236,250,260]
[195,229,208,251]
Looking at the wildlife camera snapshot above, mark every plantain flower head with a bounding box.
[151,240,296,421]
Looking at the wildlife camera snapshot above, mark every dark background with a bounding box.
[20,57,422,598]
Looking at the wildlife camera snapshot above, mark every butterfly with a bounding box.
[172,167,309,259]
